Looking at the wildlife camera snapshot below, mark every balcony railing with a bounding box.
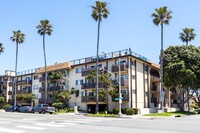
[81,82,109,89]
[81,96,105,102]
[70,48,149,66]
[39,98,56,104]
[17,89,32,94]
[39,86,62,93]
[81,66,107,77]
[39,77,52,82]
[17,79,32,85]
[112,79,128,86]
[8,91,12,95]
[111,63,128,72]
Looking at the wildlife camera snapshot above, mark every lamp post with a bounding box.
[117,58,122,117]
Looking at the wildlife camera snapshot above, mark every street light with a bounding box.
[102,52,122,116]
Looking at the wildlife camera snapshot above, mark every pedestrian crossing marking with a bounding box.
[16,125,47,130]
[0,128,25,133]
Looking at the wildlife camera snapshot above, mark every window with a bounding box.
[33,85,38,90]
[81,91,84,96]
[76,67,83,73]
[120,60,126,64]
[131,61,135,66]
[144,65,148,72]
[121,90,127,95]
[76,79,83,85]
[88,92,94,96]
[33,75,38,80]
[132,75,136,80]
[121,74,128,80]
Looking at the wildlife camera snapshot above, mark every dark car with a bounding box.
[19,106,32,113]
[5,105,20,112]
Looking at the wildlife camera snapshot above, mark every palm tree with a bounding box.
[0,43,4,54]
[152,6,172,111]
[179,28,196,46]
[36,20,53,104]
[91,1,109,113]
[10,30,25,106]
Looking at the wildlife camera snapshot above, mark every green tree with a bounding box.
[0,96,5,103]
[163,45,200,111]
[16,93,35,103]
[49,71,63,86]
[0,43,4,54]
[179,28,196,46]
[10,30,25,106]
[152,6,172,109]
[91,1,109,113]
[55,90,71,107]
[36,20,53,104]
[87,70,116,111]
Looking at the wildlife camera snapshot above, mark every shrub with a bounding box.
[125,108,134,115]
[0,97,5,103]
[3,104,10,110]
[133,108,138,114]
[113,108,119,114]
[52,102,64,111]
[190,104,198,109]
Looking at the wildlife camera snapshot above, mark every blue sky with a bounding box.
[0,0,200,74]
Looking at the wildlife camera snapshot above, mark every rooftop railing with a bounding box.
[17,68,40,76]
[69,48,149,66]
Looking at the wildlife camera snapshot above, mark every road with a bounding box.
[0,112,200,133]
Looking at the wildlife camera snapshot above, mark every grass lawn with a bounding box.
[143,111,196,117]
[53,109,73,114]
[87,113,118,117]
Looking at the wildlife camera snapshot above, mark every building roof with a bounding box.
[36,62,72,73]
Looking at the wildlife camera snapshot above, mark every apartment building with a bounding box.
[0,48,178,113]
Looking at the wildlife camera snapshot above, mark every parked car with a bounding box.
[31,104,55,114]
[19,106,32,113]
[5,105,20,112]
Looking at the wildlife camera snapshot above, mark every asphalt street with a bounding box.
[0,112,200,133]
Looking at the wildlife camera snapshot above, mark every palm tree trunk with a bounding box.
[96,18,101,114]
[160,23,164,111]
[14,42,19,106]
[43,35,47,104]
[186,41,188,46]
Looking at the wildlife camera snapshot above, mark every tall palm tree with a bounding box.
[10,30,25,106]
[0,43,4,54]
[36,20,53,104]
[152,6,172,111]
[91,1,109,113]
[179,28,196,46]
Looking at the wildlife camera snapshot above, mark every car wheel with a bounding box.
[49,112,53,114]
[41,110,45,114]
[31,109,35,113]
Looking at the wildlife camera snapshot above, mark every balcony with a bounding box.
[0,81,3,85]
[8,91,12,95]
[112,79,128,86]
[17,79,32,85]
[81,96,105,102]
[81,82,108,89]
[111,63,128,72]
[81,67,96,76]
[81,67,107,77]
[39,98,56,104]
[39,77,52,82]
[17,89,32,94]
[39,86,62,93]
